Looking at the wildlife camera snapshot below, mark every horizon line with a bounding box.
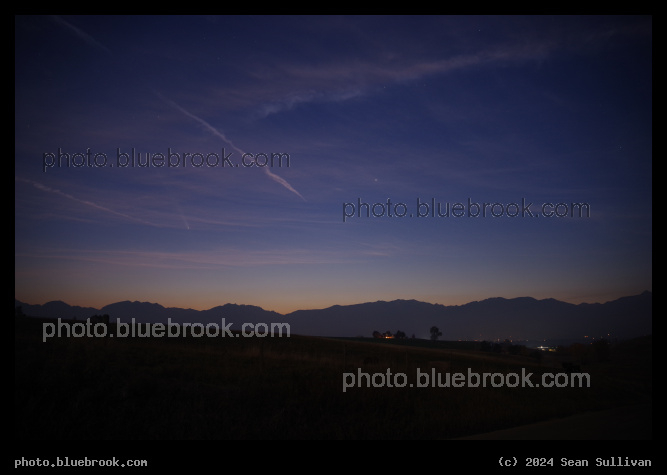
[14,290,652,316]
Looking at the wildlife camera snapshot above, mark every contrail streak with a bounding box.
[154,91,306,201]
[47,17,305,202]
[262,167,305,201]
[16,177,159,226]
[51,16,112,55]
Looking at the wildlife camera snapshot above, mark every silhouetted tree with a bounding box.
[372,330,382,339]
[395,330,406,339]
[430,326,442,341]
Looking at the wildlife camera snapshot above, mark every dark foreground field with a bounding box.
[15,316,651,440]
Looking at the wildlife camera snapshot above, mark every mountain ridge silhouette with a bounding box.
[15,291,651,341]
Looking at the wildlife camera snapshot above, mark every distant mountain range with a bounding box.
[15,291,652,342]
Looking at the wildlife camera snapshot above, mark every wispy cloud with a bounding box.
[242,40,554,120]
[16,244,396,270]
[255,88,365,119]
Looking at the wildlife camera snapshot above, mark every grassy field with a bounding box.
[15,316,651,440]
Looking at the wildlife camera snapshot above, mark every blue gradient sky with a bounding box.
[15,15,652,314]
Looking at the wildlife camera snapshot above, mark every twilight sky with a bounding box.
[15,15,652,314]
